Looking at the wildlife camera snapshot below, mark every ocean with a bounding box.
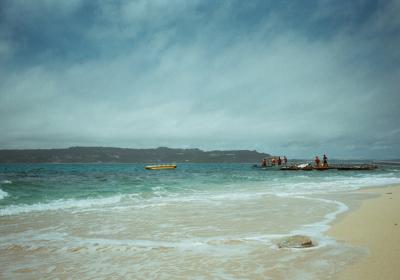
[1,163,400,279]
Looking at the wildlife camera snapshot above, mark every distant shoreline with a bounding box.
[0,147,271,164]
[0,162,262,165]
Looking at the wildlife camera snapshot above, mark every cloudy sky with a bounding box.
[0,0,399,159]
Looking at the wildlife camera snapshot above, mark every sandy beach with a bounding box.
[2,163,400,279]
[329,185,400,280]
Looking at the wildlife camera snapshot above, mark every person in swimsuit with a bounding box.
[315,156,320,167]
[261,158,267,167]
[323,154,328,167]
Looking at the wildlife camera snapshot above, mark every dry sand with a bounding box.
[328,185,400,280]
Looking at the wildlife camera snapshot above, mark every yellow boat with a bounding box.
[145,164,177,170]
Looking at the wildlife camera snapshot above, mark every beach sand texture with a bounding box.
[2,163,400,279]
[329,185,400,280]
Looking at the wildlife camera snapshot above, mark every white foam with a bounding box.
[0,195,123,216]
[285,195,349,248]
[1,180,12,184]
[128,190,267,207]
[0,189,9,200]
[268,175,400,196]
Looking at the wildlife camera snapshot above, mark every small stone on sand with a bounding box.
[278,235,314,248]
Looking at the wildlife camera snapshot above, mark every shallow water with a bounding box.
[0,163,399,279]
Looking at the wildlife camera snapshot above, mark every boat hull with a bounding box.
[335,165,377,171]
[145,165,177,170]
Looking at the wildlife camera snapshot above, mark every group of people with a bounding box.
[261,156,288,167]
[315,154,328,167]
[260,154,329,168]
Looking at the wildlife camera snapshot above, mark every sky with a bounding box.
[0,0,399,159]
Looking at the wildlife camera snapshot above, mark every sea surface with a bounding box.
[1,162,400,279]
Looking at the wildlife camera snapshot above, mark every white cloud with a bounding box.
[0,0,399,158]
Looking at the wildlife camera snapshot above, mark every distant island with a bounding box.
[0,147,271,163]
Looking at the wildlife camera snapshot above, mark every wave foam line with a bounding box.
[0,195,123,216]
[0,189,9,200]
[284,195,349,249]
[1,180,12,184]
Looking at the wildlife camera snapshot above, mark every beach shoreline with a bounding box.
[328,184,400,280]
[2,163,400,279]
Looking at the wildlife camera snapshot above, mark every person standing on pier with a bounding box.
[315,156,321,167]
[261,158,267,167]
[323,154,328,167]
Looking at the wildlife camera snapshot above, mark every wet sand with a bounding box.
[0,192,359,279]
[329,185,400,280]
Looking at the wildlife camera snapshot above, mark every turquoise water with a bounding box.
[1,163,400,279]
[1,163,399,214]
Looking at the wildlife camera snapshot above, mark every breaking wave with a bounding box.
[1,180,12,184]
[0,189,9,200]
[0,195,123,216]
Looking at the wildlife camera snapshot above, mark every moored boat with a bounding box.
[280,163,313,171]
[335,164,377,171]
[252,164,281,170]
[145,164,177,170]
[314,166,329,171]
